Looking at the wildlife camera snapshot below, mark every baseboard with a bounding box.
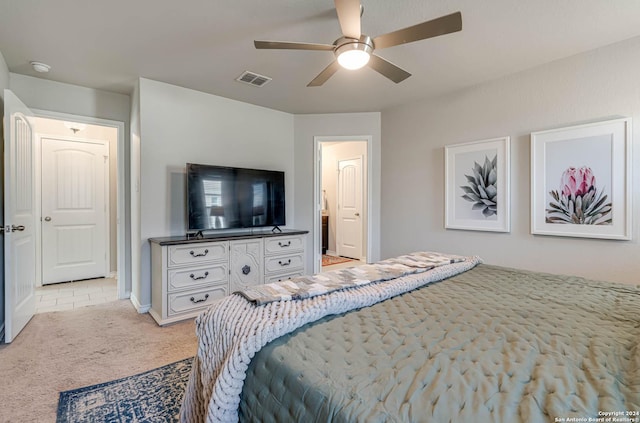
[0,322,4,344]
[129,293,151,314]
[109,271,118,279]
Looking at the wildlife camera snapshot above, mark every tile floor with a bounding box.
[321,259,365,272]
[35,277,118,314]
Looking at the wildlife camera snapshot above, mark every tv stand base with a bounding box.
[187,230,205,240]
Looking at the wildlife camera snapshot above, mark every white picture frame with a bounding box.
[531,118,632,240]
[445,137,510,232]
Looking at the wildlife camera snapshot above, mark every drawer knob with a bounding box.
[190,271,209,281]
[190,294,210,304]
[189,249,209,257]
[278,259,292,266]
[278,241,291,248]
[242,265,251,275]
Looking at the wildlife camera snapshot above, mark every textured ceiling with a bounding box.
[2,0,640,114]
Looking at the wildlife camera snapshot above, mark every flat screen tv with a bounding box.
[186,163,285,232]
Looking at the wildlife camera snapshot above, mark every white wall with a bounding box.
[0,50,9,340]
[0,52,8,97]
[9,74,130,123]
[294,113,381,272]
[130,80,142,307]
[134,78,295,308]
[381,36,640,285]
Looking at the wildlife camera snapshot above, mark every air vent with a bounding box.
[236,71,272,87]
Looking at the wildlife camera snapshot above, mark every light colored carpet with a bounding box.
[0,299,197,423]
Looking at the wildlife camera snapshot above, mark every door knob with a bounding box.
[44,216,52,222]
[354,213,360,217]
[11,225,25,232]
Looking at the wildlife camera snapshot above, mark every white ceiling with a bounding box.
[2,0,640,114]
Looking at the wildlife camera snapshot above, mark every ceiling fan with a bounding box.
[254,0,462,87]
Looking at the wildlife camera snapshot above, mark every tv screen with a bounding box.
[186,163,285,231]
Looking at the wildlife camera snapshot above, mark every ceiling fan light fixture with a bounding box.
[337,49,370,70]
[335,37,373,70]
[30,61,51,73]
[254,3,462,87]
[63,121,87,133]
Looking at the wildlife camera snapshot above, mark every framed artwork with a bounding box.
[531,118,631,240]
[445,137,510,232]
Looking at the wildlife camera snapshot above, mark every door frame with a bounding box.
[37,135,110,285]
[31,109,128,300]
[313,135,372,274]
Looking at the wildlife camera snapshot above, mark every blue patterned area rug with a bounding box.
[56,357,193,423]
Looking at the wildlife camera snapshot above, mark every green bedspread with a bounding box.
[240,264,640,422]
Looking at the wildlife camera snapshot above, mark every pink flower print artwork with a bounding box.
[546,166,612,225]
[560,166,596,197]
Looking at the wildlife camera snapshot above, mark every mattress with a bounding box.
[239,264,640,422]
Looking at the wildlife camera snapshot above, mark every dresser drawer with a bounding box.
[167,285,228,317]
[264,236,304,255]
[265,252,304,274]
[264,270,305,284]
[168,242,228,267]
[167,263,228,293]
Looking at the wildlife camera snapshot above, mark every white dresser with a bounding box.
[149,230,307,326]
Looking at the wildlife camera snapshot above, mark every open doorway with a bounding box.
[31,113,125,312]
[314,136,372,273]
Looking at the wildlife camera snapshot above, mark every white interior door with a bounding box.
[41,137,108,284]
[3,89,37,343]
[336,157,363,260]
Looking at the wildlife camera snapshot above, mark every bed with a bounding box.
[180,253,640,423]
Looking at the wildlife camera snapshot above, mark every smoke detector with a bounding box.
[30,61,51,73]
[236,71,272,87]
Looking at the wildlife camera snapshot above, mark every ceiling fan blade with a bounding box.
[334,0,361,39]
[254,40,335,51]
[368,54,411,83]
[373,11,462,50]
[307,61,341,87]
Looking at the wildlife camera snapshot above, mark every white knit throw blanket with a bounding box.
[180,255,482,423]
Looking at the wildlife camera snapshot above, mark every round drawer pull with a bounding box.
[190,271,209,280]
[242,265,251,275]
[190,294,210,304]
[189,249,209,257]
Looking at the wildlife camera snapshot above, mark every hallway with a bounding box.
[35,278,118,313]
